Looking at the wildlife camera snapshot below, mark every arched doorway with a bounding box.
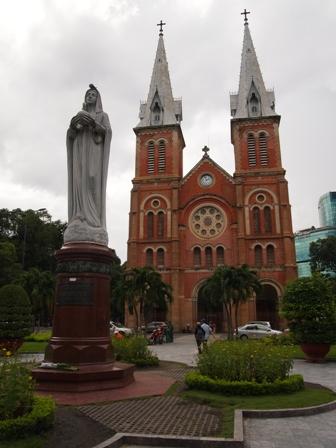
[256,284,279,329]
[197,284,224,332]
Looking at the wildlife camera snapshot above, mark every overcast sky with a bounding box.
[0,0,335,262]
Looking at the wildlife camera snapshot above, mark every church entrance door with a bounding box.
[197,284,224,332]
[256,284,279,329]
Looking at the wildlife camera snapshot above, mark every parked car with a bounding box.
[110,321,133,336]
[236,324,282,340]
[145,321,167,333]
[245,320,271,328]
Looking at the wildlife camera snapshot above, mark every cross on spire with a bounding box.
[241,8,250,25]
[157,20,166,36]
[202,145,210,157]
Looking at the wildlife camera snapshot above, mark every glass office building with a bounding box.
[318,192,336,227]
[295,226,336,277]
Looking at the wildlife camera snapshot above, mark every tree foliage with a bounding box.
[0,284,33,339]
[281,273,336,344]
[310,236,336,274]
[203,265,261,339]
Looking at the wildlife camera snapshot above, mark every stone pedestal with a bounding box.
[33,243,134,392]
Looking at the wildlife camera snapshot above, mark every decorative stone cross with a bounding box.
[202,145,210,157]
[241,9,250,24]
[157,20,166,36]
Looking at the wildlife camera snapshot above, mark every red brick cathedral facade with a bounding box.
[126,21,297,331]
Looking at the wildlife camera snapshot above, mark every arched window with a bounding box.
[147,141,155,174]
[157,248,165,267]
[254,245,263,267]
[264,206,272,233]
[252,207,261,233]
[158,140,166,173]
[157,211,164,237]
[193,247,201,267]
[259,132,268,166]
[216,246,225,265]
[249,93,260,116]
[205,246,213,269]
[266,245,275,266]
[147,212,154,238]
[151,101,161,124]
[247,133,256,166]
[145,248,153,266]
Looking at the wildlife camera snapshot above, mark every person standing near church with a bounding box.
[194,322,205,354]
[201,319,212,348]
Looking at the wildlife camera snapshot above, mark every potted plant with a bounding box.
[0,284,33,354]
[281,273,336,362]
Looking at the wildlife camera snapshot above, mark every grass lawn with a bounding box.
[18,341,48,353]
[181,386,336,438]
[0,434,47,448]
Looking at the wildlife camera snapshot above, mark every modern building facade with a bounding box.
[295,191,336,277]
[126,17,297,330]
[318,192,336,227]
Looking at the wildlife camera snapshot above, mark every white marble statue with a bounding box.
[64,84,112,246]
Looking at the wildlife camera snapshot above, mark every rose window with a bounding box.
[190,205,226,238]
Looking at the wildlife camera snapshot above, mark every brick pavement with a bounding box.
[79,396,220,437]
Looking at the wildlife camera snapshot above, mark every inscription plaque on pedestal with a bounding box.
[56,281,94,306]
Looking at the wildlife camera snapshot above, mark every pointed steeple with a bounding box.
[230,16,276,119]
[136,26,182,128]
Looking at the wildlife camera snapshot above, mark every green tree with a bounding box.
[310,236,336,274]
[0,284,33,339]
[203,265,261,339]
[0,242,22,287]
[16,268,55,327]
[123,267,172,329]
[281,273,336,344]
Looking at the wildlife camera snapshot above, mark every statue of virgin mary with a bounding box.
[64,84,112,246]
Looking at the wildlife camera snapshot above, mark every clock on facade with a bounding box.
[200,174,213,187]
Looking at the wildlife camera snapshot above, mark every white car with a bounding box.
[245,320,271,328]
[110,321,133,336]
[236,324,282,340]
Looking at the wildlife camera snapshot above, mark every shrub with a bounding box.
[197,340,293,383]
[261,333,296,347]
[0,284,33,339]
[281,274,336,344]
[0,396,55,440]
[185,371,304,395]
[0,359,35,420]
[112,334,159,366]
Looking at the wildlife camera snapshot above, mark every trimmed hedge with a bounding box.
[185,371,304,396]
[0,395,55,440]
[0,284,33,339]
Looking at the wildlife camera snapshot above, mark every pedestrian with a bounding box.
[201,319,212,348]
[194,321,205,354]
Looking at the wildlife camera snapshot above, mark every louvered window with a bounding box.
[259,132,268,166]
[147,141,155,174]
[247,133,256,166]
[146,249,153,266]
[157,248,165,267]
[266,245,275,266]
[252,207,261,233]
[147,212,154,238]
[158,140,166,173]
[193,247,201,267]
[205,247,213,269]
[216,246,225,265]
[157,211,164,237]
[254,245,263,267]
[264,207,272,233]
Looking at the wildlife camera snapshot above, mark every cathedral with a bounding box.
[126,16,297,331]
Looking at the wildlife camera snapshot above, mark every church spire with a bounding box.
[230,13,276,119]
[136,23,182,128]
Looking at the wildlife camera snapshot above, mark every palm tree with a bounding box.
[123,266,172,329]
[203,265,261,339]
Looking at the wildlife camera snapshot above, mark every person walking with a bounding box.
[194,322,205,354]
[201,319,212,349]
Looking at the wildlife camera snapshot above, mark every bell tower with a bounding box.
[231,11,297,324]
[127,23,185,325]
